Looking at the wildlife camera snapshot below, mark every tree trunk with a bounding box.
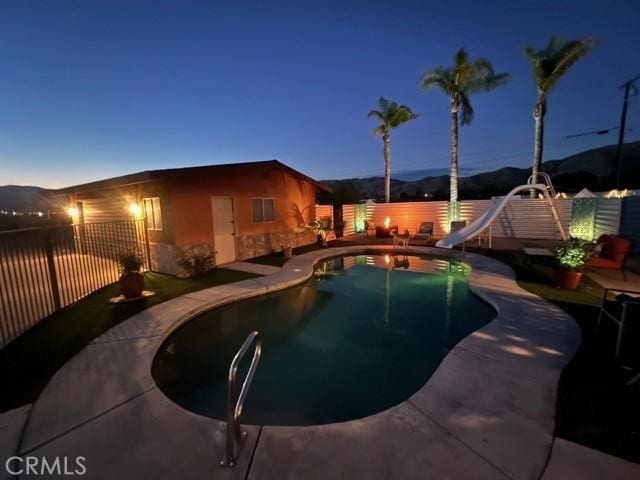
[449,99,459,204]
[447,99,460,225]
[531,92,545,198]
[383,133,391,203]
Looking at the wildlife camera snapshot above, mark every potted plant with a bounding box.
[554,240,588,290]
[281,245,293,259]
[117,250,145,298]
[309,216,333,247]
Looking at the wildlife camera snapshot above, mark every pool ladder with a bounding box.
[220,331,262,468]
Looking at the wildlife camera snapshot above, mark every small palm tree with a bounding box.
[526,37,596,195]
[421,49,509,218]
[368,97,418,203]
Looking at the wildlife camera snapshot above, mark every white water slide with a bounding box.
[436,174,567,249]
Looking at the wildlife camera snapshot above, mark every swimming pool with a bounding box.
[153,254,495,426]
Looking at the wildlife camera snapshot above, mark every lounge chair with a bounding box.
[364,220,376,237]
[412,222,433,243]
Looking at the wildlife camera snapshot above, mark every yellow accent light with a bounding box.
[384,216,391,229]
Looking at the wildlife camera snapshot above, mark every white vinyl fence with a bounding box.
[319,198,573,240]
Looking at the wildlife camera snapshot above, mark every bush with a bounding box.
[555,240,588,272]
[179,252,215,276]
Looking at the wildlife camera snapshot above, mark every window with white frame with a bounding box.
[143,197,163,230]
[251,198,275,223]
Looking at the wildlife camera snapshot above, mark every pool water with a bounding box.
[153,254,495,426]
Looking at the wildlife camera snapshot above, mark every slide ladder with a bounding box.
[531,172,566,243]
[436,173,567,249]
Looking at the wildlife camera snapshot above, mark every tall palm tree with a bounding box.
[421,49,509,219]
[526,37,596,195]
[368,97,418,203]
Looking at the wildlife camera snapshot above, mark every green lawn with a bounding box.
[0,269,259,413]
[483,249,640,463]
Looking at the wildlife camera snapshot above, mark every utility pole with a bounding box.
[615,74,640,189]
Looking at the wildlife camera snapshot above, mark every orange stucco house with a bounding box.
[55,160,331,276]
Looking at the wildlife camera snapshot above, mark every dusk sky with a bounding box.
[1,0,639,188]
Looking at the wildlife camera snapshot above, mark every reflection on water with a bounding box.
[153,254,494,426]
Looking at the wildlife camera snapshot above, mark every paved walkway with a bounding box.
[586,267,640,293]
[0,405,30,480]
[543,438,640,480]
[6,246,637,479]
[223,260,281,276]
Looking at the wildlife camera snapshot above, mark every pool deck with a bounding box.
[9,246,639,479]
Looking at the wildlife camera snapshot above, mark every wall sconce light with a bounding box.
[128,202,143,218]
[67,206,79,217]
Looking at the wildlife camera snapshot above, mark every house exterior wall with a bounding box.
[167,164,318,271]
[59,163,322,276]
[63,182,179,273]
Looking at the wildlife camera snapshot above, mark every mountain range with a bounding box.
[2,142,639,212]
[321,142,640,202]
[0,185,51,212]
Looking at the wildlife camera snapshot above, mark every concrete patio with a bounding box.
[4,246,639,479]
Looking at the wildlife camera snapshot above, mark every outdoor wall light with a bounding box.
[66,207,79,217]
[128,202,143,218]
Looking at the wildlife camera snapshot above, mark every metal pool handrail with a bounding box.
[220,331,262,468]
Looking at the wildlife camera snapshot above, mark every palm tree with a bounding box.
[526,37,596,195]
[421,49,509,219]
[368,97,418,203]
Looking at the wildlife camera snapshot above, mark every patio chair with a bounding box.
[587,234,631,281]
[597,287,640,357]
[364,220,376,237]
[412,222,433,243]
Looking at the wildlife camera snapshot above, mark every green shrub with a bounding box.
[116,250,144,275]
[555,240,588,272]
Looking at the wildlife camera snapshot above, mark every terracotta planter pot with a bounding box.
[554,269,583,290]
[119,272,145,299]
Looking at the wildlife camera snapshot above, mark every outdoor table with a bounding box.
[523,247,554,266]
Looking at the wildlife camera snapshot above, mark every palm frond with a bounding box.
[368,98,418,134]
[388,104,419,128]
[420,68,455,95]
[458,93,474,125]
[453,48,469,68]
[468,70,511,92]
[525,37,597,92]
[542,38,597,91]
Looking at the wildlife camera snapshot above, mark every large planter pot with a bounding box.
[119,272,145,299]
[554,269,583,290]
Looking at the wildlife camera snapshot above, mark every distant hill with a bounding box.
[392,167,476,181]
[0,185,51,212]
[321,142,640,202]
